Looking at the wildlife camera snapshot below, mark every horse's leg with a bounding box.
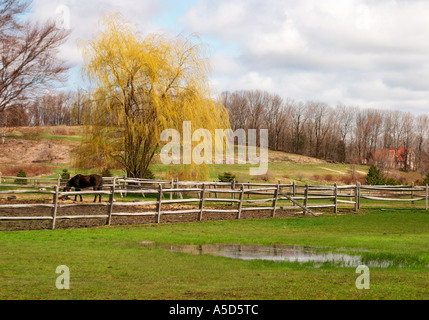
[95,184,102,203]
[76,188,82,202]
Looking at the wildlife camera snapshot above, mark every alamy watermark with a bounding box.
[56,265,70,290]
[355,265,370,290]
[160,121,269,176]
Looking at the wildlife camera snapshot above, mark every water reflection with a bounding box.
[146,244,400,268]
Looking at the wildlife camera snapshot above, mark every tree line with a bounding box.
[2,86,429,175]
[220,90,429,173]
[0,89,90,127]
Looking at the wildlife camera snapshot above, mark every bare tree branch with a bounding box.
[0,0,70,114]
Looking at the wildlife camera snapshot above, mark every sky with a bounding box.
[29,0,429,114]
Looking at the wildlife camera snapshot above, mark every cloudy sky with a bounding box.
[30,0,429,114]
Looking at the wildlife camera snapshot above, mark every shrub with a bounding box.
[15,169,27,185]
[252,170,273,182]
[340,175,353,185]
[414,179,423,187]
[385,177,399,186]
[324,174,333,182]
[218,172,236,182]
[144,168,156,180]
[52,127,68,136]
[422,171,429,186]
[61,169,71,180]
[0,165,53,177]
[366,165,385,185]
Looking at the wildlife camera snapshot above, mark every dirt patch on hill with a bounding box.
[267,150,325,164]
[0,138,76,166]
[283,154,325,164]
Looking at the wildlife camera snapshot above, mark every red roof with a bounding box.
[372,147,408,163]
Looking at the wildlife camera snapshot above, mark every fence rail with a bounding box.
[0,173,428,230]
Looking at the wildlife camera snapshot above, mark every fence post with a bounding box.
[354,183,359,212]
[248,181,250,199]
[170,178,174,200]
[357,181,361,209]
[214,181,218,199]
[106,177,116,225]
[303,184,309,215]
[118,176,124,198]
[293,180,297,206]
[272,184,280,218]
[231,179,236,202]
[156,184,163,224]
[123,175,128,198]
[198,184,206,221]
[425,184,429,211]
[334,183,338,214]
[411,182,415,205]
[237,185,245,220]
[51,186,59,230]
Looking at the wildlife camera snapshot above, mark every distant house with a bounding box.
[372,147,416,171]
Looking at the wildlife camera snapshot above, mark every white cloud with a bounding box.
[30,0,165,58]
[182,0,429,112]
[28,0,429,113]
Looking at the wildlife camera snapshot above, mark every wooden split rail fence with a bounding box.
[0,173,428,230]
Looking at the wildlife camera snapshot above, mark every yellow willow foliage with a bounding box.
[74,13,230,179]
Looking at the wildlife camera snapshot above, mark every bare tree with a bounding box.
[415,114,429,171]
[26,91,72,126]
[401,112,415,172]
[290,100,308,154]
[220,91,249,131]
[0,0,70,115]
[245,90,268,132]
[354,109,381,163]
[264,93,285,151]
[307,102,331,159]
[66,88,93,126]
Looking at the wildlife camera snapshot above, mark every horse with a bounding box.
[62,174,103,203]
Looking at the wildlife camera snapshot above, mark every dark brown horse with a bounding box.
[62,174,103,202]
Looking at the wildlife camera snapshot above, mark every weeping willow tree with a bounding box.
[74,14,229,179]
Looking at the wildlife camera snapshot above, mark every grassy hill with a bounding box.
[1,125,423,185]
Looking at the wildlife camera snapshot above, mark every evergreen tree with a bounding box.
[15,169,27,185]
[366,165,386,185]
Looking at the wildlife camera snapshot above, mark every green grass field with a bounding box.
[1,208,428,300]
[2,126,428,300]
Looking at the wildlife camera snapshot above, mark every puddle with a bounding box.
[144,243,405,268]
